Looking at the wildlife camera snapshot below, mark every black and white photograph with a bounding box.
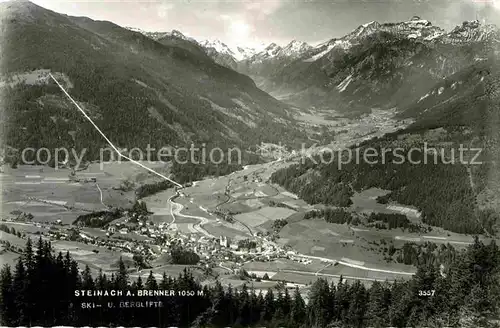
[1,0,500,327]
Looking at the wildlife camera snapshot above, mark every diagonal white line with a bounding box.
[49,73,183,188]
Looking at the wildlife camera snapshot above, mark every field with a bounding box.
[235,207,296,228]
[171,223,197,234]
[0,250,20,268]
[1,164,141,224]
[142,189,176,213]
[320,262,414,281]
[271,271,379,287]
[51,239,134,272]
[215,278,278,290]
[4,156,496,291]
[2,221,48,234]
[204,222,251,239]
[351,188,422,222]
[277,218,418,270]
[2,161,170,211]
[130,264,206,282]
[0,231,30,249]
[242,259,323,273]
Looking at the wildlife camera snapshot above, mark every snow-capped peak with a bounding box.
[243,40,313,64]
[125,27,196,42]
[362,21,376,28]
[168,29,187,39]
[198,39,265,61]
[234,46,259,61]
[126,26,146,34]
[347,21,382,39]
[338,17,445,43]
[444,20,500,44]
[199,39,235,56]
[265,43,280,50]
[281,40,313,56]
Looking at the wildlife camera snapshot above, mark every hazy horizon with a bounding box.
[16,0,500,48]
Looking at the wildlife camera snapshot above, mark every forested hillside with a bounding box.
[271,137,499,235]
[1,237,499,327]
[0,1,307,166]
[399,59,500,135]
[270,56,500,236]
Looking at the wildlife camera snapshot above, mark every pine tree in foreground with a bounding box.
[0,237,499,327]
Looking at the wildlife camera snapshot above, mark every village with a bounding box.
[0,204,314,276]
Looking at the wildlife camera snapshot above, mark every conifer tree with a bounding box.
[95,269,108,289]
[81,265,94,290]
[0,265,14,325]
[308,278,331,327]
[366,281,390,327]
[261,288,274,323]
[145,271,158,290]
[22,238,34,272]
[12,258,27,326]
[115,257,128,290]
[136,275,143,289]
[290,287,306,326]
[346,280,368,327]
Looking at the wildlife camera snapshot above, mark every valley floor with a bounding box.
[1,107,498,293]
[2,155,497,291]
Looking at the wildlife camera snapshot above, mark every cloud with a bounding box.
[157,2,174,19]
[244,1,284,15]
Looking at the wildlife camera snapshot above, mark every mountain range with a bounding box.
[264,17,500,235]
[3,1,500,209]
[124,26,313,73]
[126,16,500,117]
[262,16,500,114]
[122,15,500,235]
[2,3,500,143]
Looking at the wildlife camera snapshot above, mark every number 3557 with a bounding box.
[418,290,435,296]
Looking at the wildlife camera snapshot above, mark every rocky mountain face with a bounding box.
[197,40,240,70]
[194,39,313,74]
[124,27,210,60]
[125,27,198,43]
[236,40,313,77]
[125,28,265,70]
[399,58,500,133]
[259,16,500,115]
[266,17,500,236]
[85,17,500,120]
[269,55,500,236]
[125,26,314,75]
[0,1,307,164]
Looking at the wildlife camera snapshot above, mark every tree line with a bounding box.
[1,237,499,327]
[392,242,459,267]
[271,145,498,235]
[73,209,123,228]
[136,181,176,199]
[304,208,354,225]
[367,212,425,232]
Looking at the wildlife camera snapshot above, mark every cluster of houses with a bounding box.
[5,206,307,270]
[100,215,289,266]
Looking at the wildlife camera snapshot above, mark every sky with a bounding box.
[27,0,500,48]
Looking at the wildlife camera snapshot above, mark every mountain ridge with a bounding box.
[259,16,500,114]
[0,0,308,166]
